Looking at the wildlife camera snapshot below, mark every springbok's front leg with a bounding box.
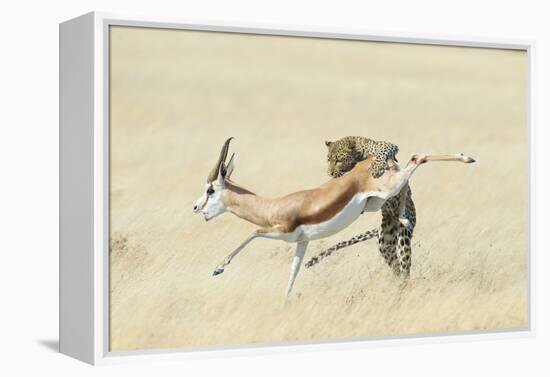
[212,227,283,276]
[212,232,259,276]
[284,241,309,305]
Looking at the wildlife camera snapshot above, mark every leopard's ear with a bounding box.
[325,140,333,147]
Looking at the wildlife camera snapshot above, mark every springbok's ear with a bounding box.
[217,163,227,185]
[325,141,333,147]
[225,153,235,179]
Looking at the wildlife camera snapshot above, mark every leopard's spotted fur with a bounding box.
[304,229,379,268]
[306,136,416,276]
[325,136,399,179]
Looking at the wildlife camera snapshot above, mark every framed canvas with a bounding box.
[59,12,535,365]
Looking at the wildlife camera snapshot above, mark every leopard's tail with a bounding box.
[305,228,379,269]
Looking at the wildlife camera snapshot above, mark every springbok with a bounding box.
[193,138,475,303]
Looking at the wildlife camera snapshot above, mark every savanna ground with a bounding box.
[109,26,529,351]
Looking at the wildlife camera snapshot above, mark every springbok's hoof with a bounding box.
[212,267,224,276]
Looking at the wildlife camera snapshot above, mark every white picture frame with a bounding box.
[59,11,536,365]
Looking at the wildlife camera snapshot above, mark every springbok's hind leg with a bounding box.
[284,241,309,305]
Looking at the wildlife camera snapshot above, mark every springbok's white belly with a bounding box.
[286,192,374,242]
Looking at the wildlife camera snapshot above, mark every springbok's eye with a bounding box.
[207,187,215,195]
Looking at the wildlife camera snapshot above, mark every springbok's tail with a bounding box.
[305,228,379,269]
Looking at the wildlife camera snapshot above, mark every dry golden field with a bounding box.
[108,26,529,352]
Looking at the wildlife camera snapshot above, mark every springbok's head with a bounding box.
[193,137,236,221]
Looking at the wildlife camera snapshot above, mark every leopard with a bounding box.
[324,136,400,179]
[305,136,417,277]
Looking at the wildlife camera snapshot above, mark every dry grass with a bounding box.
[108,26,529,351]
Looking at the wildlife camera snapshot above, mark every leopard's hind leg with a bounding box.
[395,185,416,276]
[378,198,401,274]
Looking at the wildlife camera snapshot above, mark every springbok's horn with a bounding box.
[207,137,234,182]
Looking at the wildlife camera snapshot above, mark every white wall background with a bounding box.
[0,0,547,375]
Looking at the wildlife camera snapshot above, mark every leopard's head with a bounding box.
[325,140,361,178]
